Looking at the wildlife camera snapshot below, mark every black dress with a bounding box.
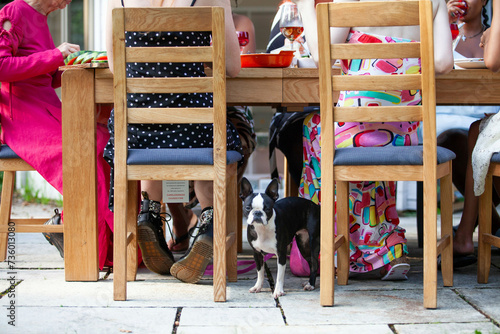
[104,3,242,209]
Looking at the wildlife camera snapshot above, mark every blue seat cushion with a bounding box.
[0,144,21,159]
[127,148,242,165]
[492,152,500,164]
[333,146,456,166]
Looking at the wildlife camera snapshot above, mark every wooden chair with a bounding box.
[112,6,239,302]
[0,145,60,260]
[317,0,454,309]
[478,154,500,283]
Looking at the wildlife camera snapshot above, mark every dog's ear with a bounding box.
[265,178,280,201]
[240,177,253,200]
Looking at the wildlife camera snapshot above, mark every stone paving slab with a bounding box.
[394,322,500,334]
[457,287,500,324]
[179,307,285,327]
[278,288,488,325]
[177,324,393,334]
[0,306,177,334]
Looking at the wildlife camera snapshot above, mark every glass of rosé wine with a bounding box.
[236,31,249,54]
[279,2,304,51]
[450,1,468,41]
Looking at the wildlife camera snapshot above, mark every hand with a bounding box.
[480,27,490,48]
[447,0,467,23]
[57,43,80,58]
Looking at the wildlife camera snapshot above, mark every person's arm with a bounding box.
[483,0,500,71]
[212,0,241,77]
[0,14,65,82]
[432,0,454,74]
[106,0,121,73]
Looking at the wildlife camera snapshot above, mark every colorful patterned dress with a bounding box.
[298,30,421,273]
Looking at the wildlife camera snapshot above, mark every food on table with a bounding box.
[64,51,108,65]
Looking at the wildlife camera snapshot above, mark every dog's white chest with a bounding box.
[250,223,277,255]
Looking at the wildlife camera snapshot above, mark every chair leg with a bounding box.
[423,179,438,309]
[213,173,227,302]
[237,195,243,253]
[336,180,349,286]
[0,171,15,262]
[440,170,454,287]
[320,176,335,306]
[126,180,139,282]
[284,157,299,198]
[478,173,493,284]
[227,168,238,283]
[113,173,128,301]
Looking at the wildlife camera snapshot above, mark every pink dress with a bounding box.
[0,0,113,269]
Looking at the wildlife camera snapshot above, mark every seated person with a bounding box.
[290,0,453,280]
[437,0,500,267]
[166,12,257,253]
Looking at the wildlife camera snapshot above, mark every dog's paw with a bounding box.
[249,286,262,293]
[272,289,285,299]
[302,282,315,291]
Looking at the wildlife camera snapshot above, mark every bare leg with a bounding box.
[141,180,163,201]
[454,121,480,256]
[194,180,213,210]
[438,124,500,256]
[166,203,198,251]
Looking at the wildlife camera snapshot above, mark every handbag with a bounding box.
[289,236,320,277]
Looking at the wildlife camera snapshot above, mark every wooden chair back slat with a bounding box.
[126,77,214,94]
[327,1,420,27]
[123,7,214,31]
[333,106,423,123]
[331,74,422,91]
[126,47,213,63]
[331,43,420,60]
[128,108,214,124]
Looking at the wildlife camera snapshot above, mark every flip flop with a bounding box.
[454,254,477,268]
[437,254,477,269]
[381,263,410,281]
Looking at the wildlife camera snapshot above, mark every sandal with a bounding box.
[381,263,410,281]
[380,256,410,281]
[166,217,199,253]
[167,232,190,253]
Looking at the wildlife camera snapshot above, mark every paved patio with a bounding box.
[1,200,499,333]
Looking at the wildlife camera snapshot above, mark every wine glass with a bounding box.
[236,31,249,54]
[450,1,468,41]
[450,23,460,41]
[279,2,304,51]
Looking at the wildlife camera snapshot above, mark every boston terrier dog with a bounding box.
[240,177,320,298]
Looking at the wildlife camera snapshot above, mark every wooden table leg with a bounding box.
[62,68,99,281]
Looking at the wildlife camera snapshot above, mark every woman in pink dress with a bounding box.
[0,0,114,269]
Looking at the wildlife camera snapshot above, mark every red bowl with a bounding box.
[241,50,295,68]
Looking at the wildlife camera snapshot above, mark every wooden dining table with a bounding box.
[60,65,500,281]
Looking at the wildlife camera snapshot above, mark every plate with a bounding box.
[454,58,487,69]
[241,50,295,68]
